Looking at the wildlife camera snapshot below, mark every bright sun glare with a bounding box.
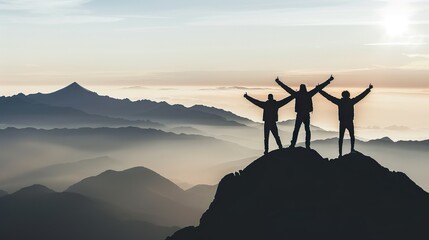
[382,3,410,36]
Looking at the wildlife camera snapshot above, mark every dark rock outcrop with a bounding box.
[168,148,429,240]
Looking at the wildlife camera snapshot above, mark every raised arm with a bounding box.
[352,84,373,104]
[309,75,334,96]
[275,77,296,96]
[244,93,265,108]
[319,90,340,105]
[277,95,295,108]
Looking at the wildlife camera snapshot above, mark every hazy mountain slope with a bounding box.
[168,126,206,135]
[277,119,325,130]
[0,127,192,151]
[67,167,206,227]
[0,94,161,128]
[185,184,217,210]
[0,184,178,240]
[0,190,7,197]
[12,184,55,196]
[168,148,429,240]
[1,156,122,191]
[0,127,256,191]
[189,105,253,124]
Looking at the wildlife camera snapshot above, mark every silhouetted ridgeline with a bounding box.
[168,148,429,240]
[0,93,161,128]
[66,167,207,227]
[0,82,253,128]
[0,185,178,240]
[26,82,247,126]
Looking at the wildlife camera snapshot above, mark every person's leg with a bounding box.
[349,122,355,153]
[290,116,302,147]
[339,122,346,157]
[303,114,311,148]
[264,123,269,154]
[270,123,283,149]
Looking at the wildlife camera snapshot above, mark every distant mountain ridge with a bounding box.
[277,119,326,131]
[25,82,251,126]
[168,148,429,240]
[312,136,429,151]
[0,94,161,128]
[0,126,251,152]
[189,105,253,125]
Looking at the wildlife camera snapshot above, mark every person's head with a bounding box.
[268,94,274,100]
[299,84,307,93]
[342,91,350,99]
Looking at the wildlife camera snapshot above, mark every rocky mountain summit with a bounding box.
[168,148,429,240]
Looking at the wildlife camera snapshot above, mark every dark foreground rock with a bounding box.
[168,147,429,240]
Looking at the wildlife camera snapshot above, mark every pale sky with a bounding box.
[1,0,429,87]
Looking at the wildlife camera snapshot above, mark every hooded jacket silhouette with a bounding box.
[319,84,372,156]
[244,93,294,154]
[275,76,333,148]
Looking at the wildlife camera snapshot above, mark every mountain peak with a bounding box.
[96,166,163,180]
[52,82,96,96]
[66,166,203,227]
[68,82,83,88]
[168,148,429,240]
[379,136,394,142]
[67,166,180,194]
[369,136,394,143]
[12,184,54,197]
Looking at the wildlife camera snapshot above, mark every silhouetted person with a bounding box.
[275,75,334,148]
[319,84,373,156]
[244,93,294,154]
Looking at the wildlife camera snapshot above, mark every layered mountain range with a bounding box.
[0,166,218,240]
[2,146,428,240]
[0,82,250,128]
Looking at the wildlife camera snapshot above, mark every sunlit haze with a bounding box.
[382,1,411,36]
